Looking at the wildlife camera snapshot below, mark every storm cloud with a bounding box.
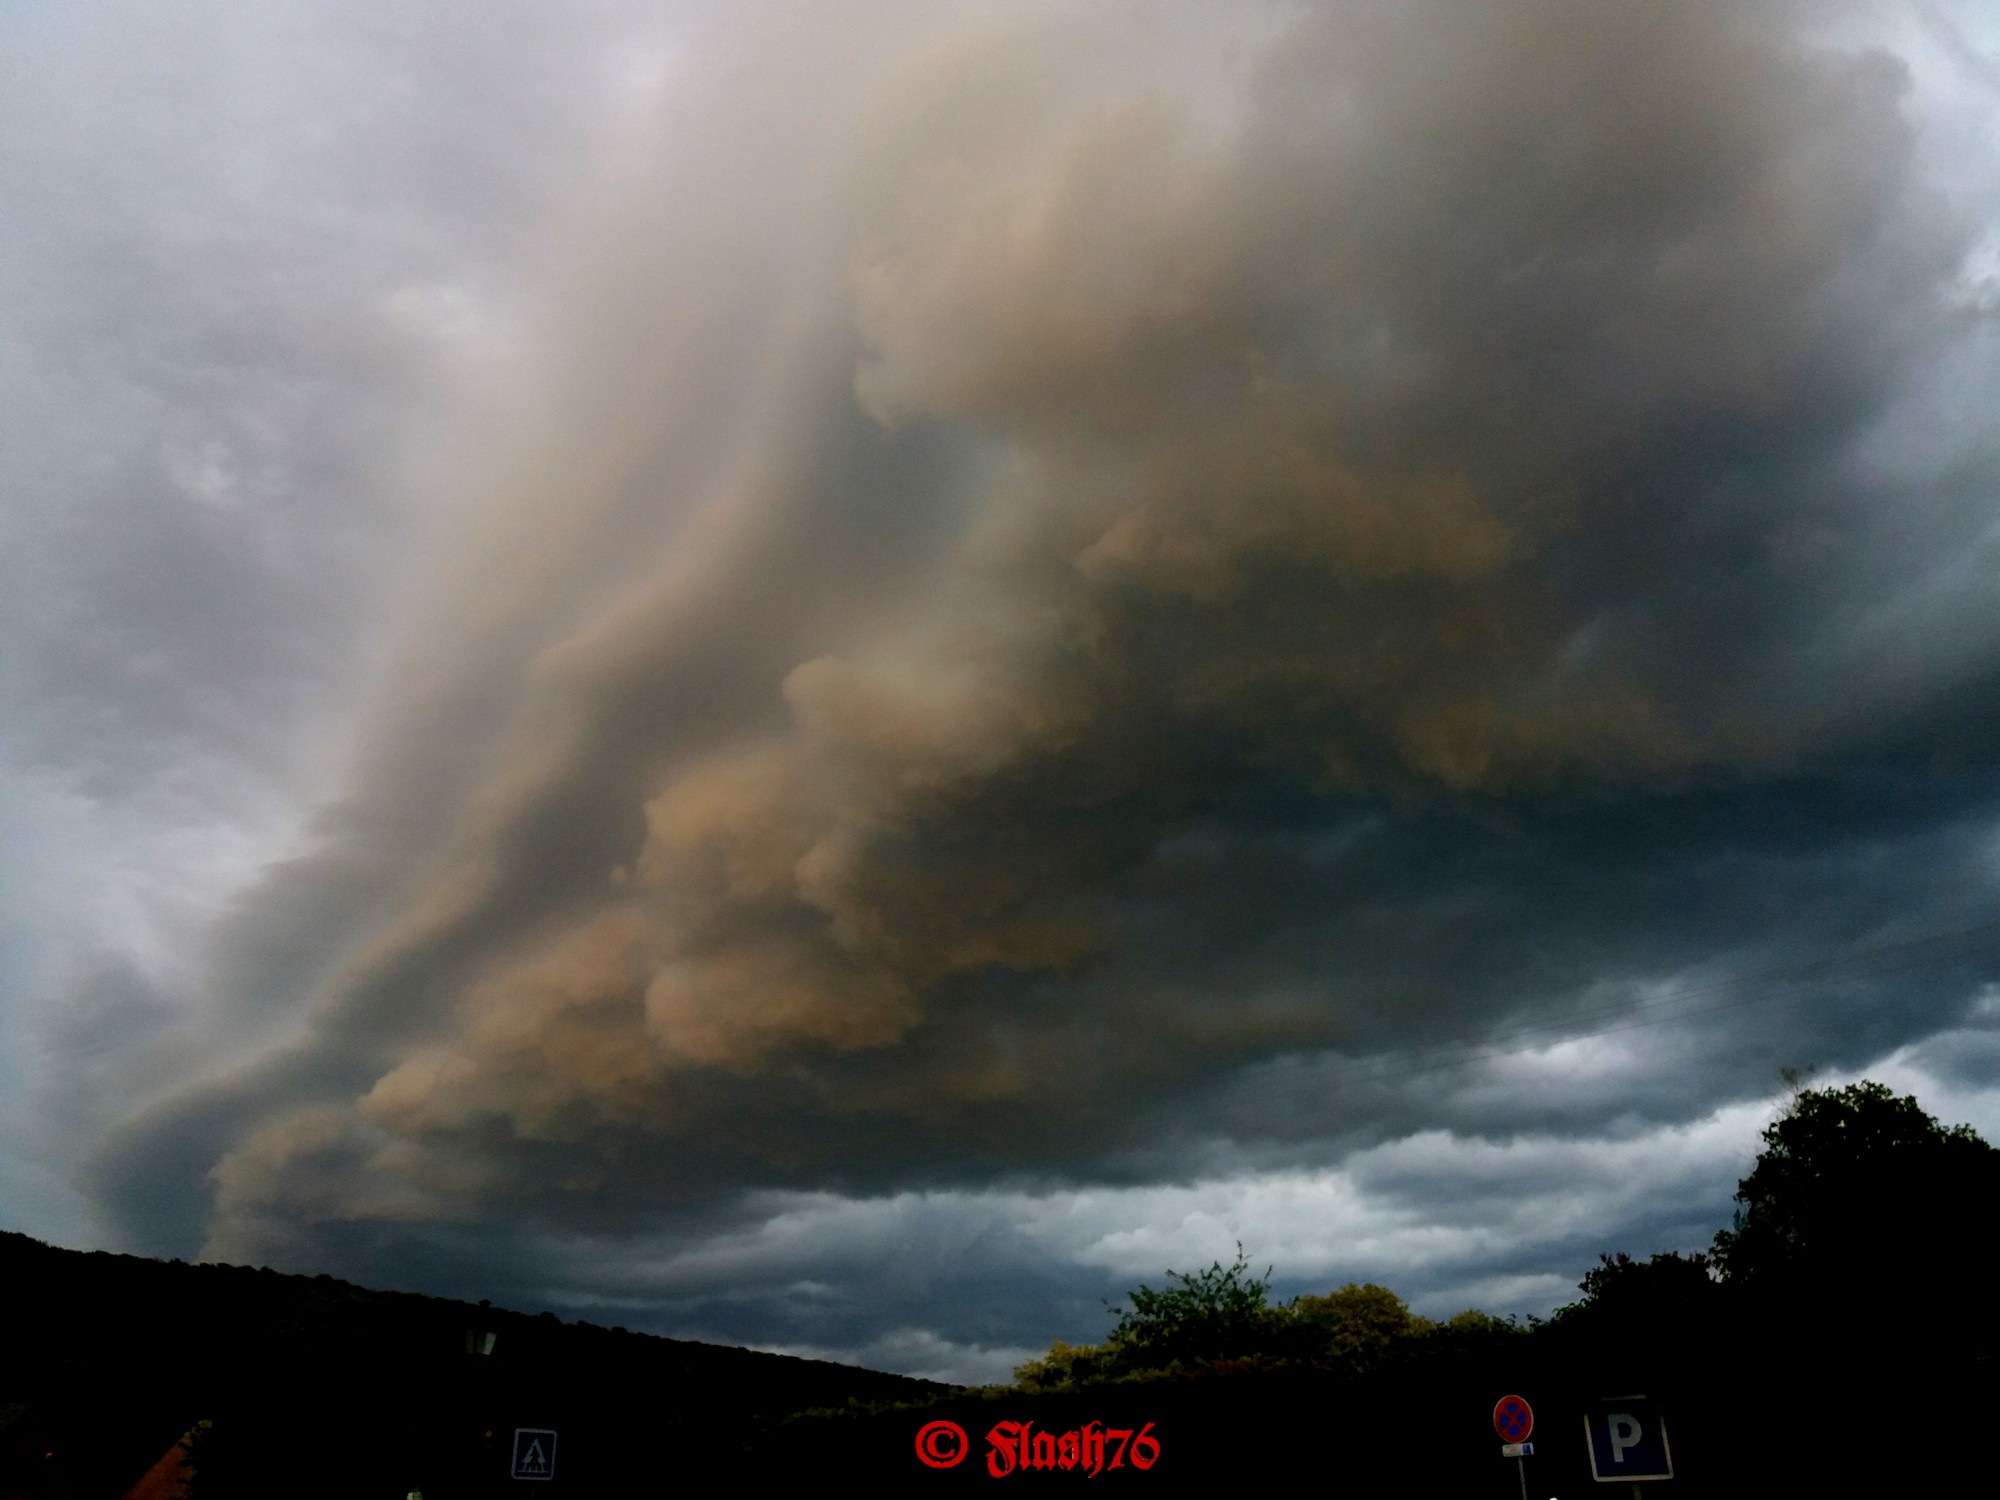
[10,0,2000,1376]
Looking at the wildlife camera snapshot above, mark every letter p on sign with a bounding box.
[1585,1398,1673,1483]
[1608,1412,1642,1463]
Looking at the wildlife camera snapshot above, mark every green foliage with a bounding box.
[1012,1339,1113,1391]
[1014,1252,1510,1388]
[1438,1308,1519,1337]
[1103,1244,1276,1370]
[1289,1282,1436,1372]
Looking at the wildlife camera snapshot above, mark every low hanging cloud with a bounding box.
[85,0,2000,1288]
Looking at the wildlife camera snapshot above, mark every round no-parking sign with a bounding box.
[1493,1394,1534,1443]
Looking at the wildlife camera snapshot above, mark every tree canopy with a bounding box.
[1289,1282,1437,1372]
[1014,1079,2000,1398]
[1550,1250,1719,1337]
[1012,1247,1513,1389]
[1102,1244,1276,1369]
[1711,1079,2000,1300]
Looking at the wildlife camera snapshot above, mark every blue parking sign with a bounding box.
[1584,1398,1671,1482]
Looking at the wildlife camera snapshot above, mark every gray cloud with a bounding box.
[11,0,2000,1370]
[120,0,2000,1218]
[0,0,685,1249]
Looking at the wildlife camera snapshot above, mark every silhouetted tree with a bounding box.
[1551,1250,1719,1335]
[1712,1079,2000,1344]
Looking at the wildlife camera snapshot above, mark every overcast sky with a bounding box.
[5,0,2000,1384]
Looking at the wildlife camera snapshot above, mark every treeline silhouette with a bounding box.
[5,1079,1991,1495]
[0,1232,939,1497]
[769,1079,2000,1492]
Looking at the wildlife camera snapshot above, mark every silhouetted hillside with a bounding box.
[0,1231,942,1497]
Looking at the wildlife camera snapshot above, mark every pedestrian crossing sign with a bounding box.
[512,1428,558,1481]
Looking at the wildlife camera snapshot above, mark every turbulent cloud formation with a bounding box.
[10,0,2000,1376]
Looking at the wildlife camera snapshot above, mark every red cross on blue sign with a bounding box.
[1493,1395,1534,1443]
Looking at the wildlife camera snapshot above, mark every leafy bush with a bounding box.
[1012,1250,1498,1388]
[1437,1307,1519,1337]
[1103,1244,1279,1371]
[1012,1339,1114,1391]
[1288,1282,1436,1373]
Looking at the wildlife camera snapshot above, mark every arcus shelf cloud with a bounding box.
[5,0,2000,1380]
